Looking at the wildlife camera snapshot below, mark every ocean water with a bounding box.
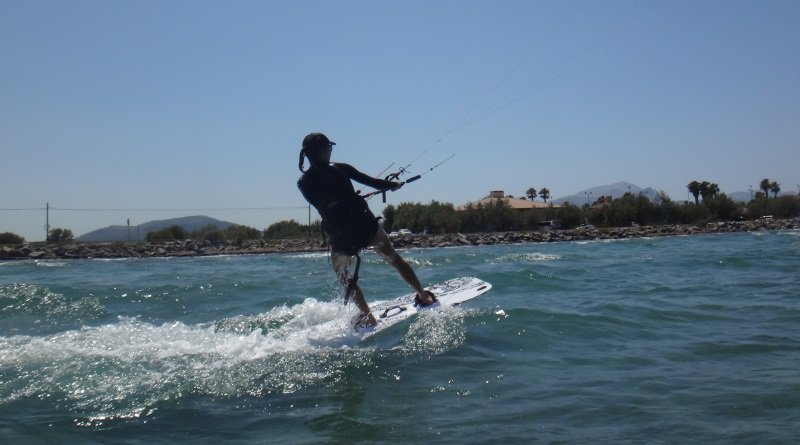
[1,231,799,444]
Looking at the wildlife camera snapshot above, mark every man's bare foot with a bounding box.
[414,290,437,307]
[356,312,378,327]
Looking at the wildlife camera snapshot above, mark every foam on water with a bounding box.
[0,283,106,332]
[489,252,563,263]
[0,294,472,424]
[285,251,329,259]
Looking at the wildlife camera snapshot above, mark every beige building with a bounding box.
[457,190,559,211]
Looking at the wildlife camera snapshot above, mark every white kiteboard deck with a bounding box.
[353,276,492,338]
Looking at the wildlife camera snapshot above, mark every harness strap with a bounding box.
[343,253,362,306]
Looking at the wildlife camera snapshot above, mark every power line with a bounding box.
[1,206,308,212]
[54,206,308,211]
[433,2,659,142]
[0,208,47,211]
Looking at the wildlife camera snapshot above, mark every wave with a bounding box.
[0,306,353,422]
[0,297,473,424]
[571,237,653,245]
[284,251,329,259]
[489,252,563,264]
[0,283,106,331]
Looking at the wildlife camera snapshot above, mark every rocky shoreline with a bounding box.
[1,219,798,261]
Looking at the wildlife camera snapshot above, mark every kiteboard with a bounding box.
[353,276,492,338]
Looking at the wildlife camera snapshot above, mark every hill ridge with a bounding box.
[77,215,236,242]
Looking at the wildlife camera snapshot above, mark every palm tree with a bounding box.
[699,182,720,201]
[687,181,701,205]
[760,178,771,200]
[539,187,551,203]
[699,181,711,202]
[708,183,720,199]
[770,181,781,198]
[526,187,537,201]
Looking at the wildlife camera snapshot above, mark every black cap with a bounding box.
[302,133,336,152]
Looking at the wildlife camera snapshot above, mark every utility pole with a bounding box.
[45,202,50,241]
[127,219,131,242]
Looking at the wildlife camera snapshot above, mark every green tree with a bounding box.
[225,224,262,243]
[554,203,582,228]
[264,219,312,239]
[770,181,781,198]
[203,229,227,245]
[708,183,720,199]
[699,182,710,202]
[652,191,682,224]
[678,201,713,224]
[748,194,799,219]
[458,203,483,232]
[771,195,800,217]
[0,232,25,244]
[391,201,459,234]
[760,178,772,200]
[705,193,739,221]
[525,187,537,201]
[698,182,720,202]
[47,228,73,242]
[425,201,459,233]
[191,224,231,245]
[457,201,518,232]
[382,205,397,232]
[146,225,187,242]
[687,181,702,205]
[539,187,551,203]
[485,199,518,231]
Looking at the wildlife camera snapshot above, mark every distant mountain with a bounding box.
[729,191,751,203]
[729,190,795,202]
[553,181,660,206]
[77,215,237,242]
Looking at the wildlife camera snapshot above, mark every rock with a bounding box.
[1,218,797,261]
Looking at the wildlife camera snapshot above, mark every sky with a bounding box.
[2,0,799,241]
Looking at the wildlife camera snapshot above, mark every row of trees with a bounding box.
[525,187,552,203]
[0,232,26,244]
[146,224,262,245]
[759,178,781,199]
[385,190,800,235]
[381,178,795,234]
[687,178,783,205]
[2,180,795,245]
[1,228,76,244]
[686,181,721,205]
[2,223,279,246]
[263,219,322,239]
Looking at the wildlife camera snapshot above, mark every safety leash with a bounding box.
[343,253,362,306]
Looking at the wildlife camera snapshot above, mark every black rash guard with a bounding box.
[298,162,395,255]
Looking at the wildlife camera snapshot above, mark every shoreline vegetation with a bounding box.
[2,218,798,261]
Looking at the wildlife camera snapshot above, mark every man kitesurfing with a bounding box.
[297,133,436,327]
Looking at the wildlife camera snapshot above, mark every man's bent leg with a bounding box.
[371,230,435,306]
[350,284,377,326]
[332,252,377,326]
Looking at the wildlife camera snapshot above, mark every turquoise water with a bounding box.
[1,231,799,444]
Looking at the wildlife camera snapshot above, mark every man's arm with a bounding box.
[335,163,398,191]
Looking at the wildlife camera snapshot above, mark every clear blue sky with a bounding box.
[2,0,799,241]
